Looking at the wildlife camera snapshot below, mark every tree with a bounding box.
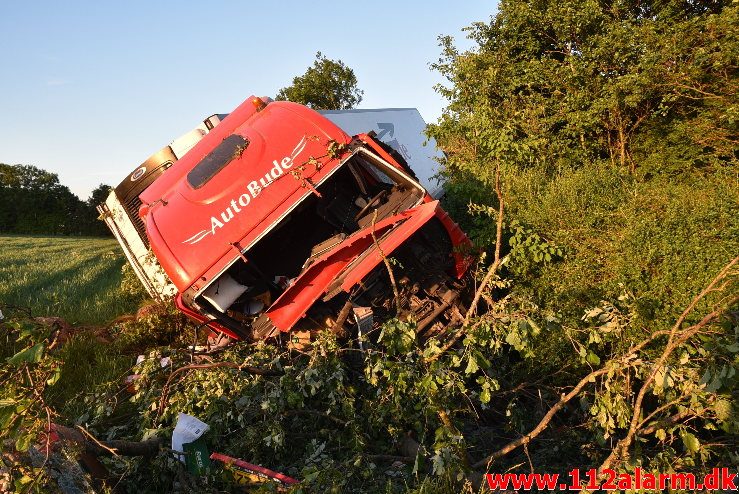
[276,52,363,110]
[0,164,110,236]
[86,183,112,208]
[428,0,738,177]
[425,0,739,477]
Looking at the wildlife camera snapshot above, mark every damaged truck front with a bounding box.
[99,96,471,344]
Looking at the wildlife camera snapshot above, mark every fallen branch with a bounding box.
[157,362,284,418]
[639,410,694,436]
[425,317,486,363]
[464,162,504,326]
[471,364,613,469]
[472,256,738,472]
[371,209,402,314]
[283,409,348,426]
[599,255,738,472]
[76,425,120,457]
[52,424,161,457]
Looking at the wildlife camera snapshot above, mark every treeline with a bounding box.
[0,164,111,236]
[426,0,738,479]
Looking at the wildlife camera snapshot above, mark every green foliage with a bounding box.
[0,302,200,492]
[0,164,109,236]
[106,324,494,492]
[276,52,364,110]
[429,0,738,176]
[428,0,739,480]
[86,183,112,210]
[111,301,192,351]
[0,299,549,492]
[429,0,739,362]
[0,315,60,489]
[46,332,132,421]
[1,281,737,492]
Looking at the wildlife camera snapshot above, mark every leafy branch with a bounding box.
[471,255,738,472]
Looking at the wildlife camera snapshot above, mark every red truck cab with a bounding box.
[103,96,471,342]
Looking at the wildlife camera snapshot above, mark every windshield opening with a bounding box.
[187,134,249,189]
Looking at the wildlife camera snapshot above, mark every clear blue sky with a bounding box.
[0,1,495,199]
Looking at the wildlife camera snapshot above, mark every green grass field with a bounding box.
[0,235,145,325]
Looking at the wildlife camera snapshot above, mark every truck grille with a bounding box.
[124,195,149,248]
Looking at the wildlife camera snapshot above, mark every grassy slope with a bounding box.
[0,235,144,325]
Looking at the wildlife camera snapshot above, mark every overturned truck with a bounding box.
[99,96,471,344]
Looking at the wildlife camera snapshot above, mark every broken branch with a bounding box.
[599,257,739,473]
[52,424,161,457]
[472,256,738,472]
[371,209,402,314]
[464,162,504,326]
[157,362,283,418]
[471,365,613,469]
